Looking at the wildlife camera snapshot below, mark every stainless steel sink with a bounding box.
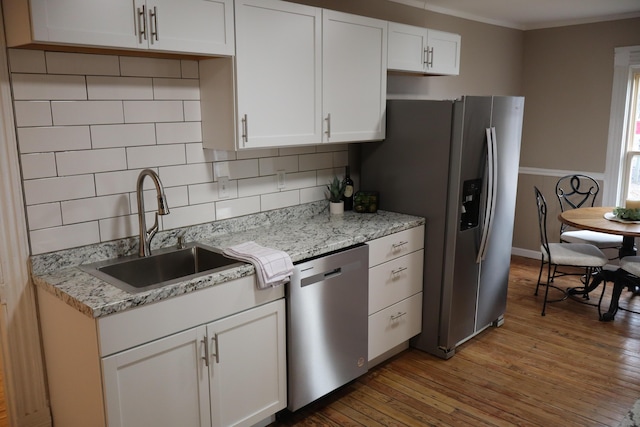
[80,242,244,294]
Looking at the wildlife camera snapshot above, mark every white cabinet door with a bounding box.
[322,10,387,143]
[235,0,322,149]
[426,29,461,75]
[146,0,234,55]
[102,326,211,427]
[29,0,139,49]
[208,299,287,427]
[387,22,427,73]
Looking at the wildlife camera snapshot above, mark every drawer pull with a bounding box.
[391,311,407,320]
[391,241,408,251]
[391,266,407,276]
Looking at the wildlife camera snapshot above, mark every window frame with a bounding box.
[603,46,640,206]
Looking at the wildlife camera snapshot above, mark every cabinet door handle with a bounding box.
[426,46,434,68]
[391,311,407,320]
[391,266,407,276]
[241,114,248,143]
[211,334,220,363]
[325,113,331,139]
[137,5,147,43]
[149,6,159,42]
[201,338,209,367]
[423,47,429,66]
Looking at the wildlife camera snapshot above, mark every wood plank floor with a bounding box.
[272,256,640,426]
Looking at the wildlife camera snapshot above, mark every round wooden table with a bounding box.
[559,206,640,321]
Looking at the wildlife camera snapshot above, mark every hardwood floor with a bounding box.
[273,256,640,426]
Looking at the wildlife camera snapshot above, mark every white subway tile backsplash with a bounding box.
[127,145,186,169]
[18,126,91,153]
[159,163,213,187]
[189,181,238,204]
[216,196,260,220]
[8,49,46,73]
[156,122,202,144]
[299,152,333,172]
[120,57,181,78]
[161,203,216,230]
[95,169,146,196]
[261,190,300,211]
[300,186,326,204]
[27,203,62,230]
[99,215,138,242]
[30,221,100,254]
[12,74,87,100]
[45,52,120,76]
[91,124,156,149]
[183,101,202,121]
[57,148,127,176]
[153,79,200,100]
[52,101,124,125]
[87,76,154,100]
[23,175,96,205]
[181,60,199,79]
[14,101,52,127]
[238,176,277,197]
[259,156,299,175]
[61,194,130,224]
[21,153,57,179]
[123,100,184,123]
[12,48,356,253]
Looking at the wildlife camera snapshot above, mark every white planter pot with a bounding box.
[329,201,344,215]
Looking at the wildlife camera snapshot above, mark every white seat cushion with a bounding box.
[561,230,623,248]
[620,256,640,277]
[543,242,608,267]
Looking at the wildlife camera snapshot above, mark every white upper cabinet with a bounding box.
[3,0,234,56]
[234,0,322,149]
[387,22,460,75]
[322,11,387,143]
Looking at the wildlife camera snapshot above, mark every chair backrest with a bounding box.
[534,186,551,259]
[555,174,600,233]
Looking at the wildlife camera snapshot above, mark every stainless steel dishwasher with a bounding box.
[287,244,369,411]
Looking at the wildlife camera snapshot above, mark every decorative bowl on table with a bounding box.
[613,207,640,221]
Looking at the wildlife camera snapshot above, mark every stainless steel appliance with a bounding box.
[360,96,524,359]
[286,244,369,411]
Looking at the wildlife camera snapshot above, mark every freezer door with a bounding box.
[439,96,492,351]
[476,96,524,329]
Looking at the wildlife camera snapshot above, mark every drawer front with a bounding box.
[368,292,422,361]
[369,249,423,315]
[367,225,424,267]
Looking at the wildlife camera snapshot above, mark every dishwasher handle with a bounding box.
[301,266,346,287]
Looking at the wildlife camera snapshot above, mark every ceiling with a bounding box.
[389,0,640,30]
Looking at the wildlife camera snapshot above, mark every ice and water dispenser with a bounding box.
[460,179,482,230]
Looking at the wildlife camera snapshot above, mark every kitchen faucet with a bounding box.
[136,169,170,257]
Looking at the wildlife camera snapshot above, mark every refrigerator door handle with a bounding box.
[477,127,498,263]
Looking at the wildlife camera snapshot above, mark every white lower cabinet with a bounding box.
[366,225,425,362]
[103,299,286,427]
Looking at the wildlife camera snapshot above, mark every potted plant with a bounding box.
[326,176,346,214]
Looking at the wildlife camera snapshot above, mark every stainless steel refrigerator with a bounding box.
[359,96,524,359]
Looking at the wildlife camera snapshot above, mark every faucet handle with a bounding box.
[177,230,186,249]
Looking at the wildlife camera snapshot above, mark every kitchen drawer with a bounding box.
[367,225,424,268]
[369,249,423,315]
[368,292,422,361]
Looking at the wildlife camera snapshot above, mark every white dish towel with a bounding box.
[223,241,294,289]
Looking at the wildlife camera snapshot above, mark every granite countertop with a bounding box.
[30,201,425,319]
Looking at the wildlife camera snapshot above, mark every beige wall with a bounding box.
[514,18,640,254]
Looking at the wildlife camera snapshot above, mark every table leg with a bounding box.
[600,269,629,322]
[620,235,637,258]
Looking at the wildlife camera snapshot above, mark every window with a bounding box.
[622,72,640,201]
[603,46,640,206]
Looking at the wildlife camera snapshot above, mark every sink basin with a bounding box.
[80,243,244,294]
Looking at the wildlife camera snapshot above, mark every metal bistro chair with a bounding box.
[534,187,608,316]
[556,174,623,252]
